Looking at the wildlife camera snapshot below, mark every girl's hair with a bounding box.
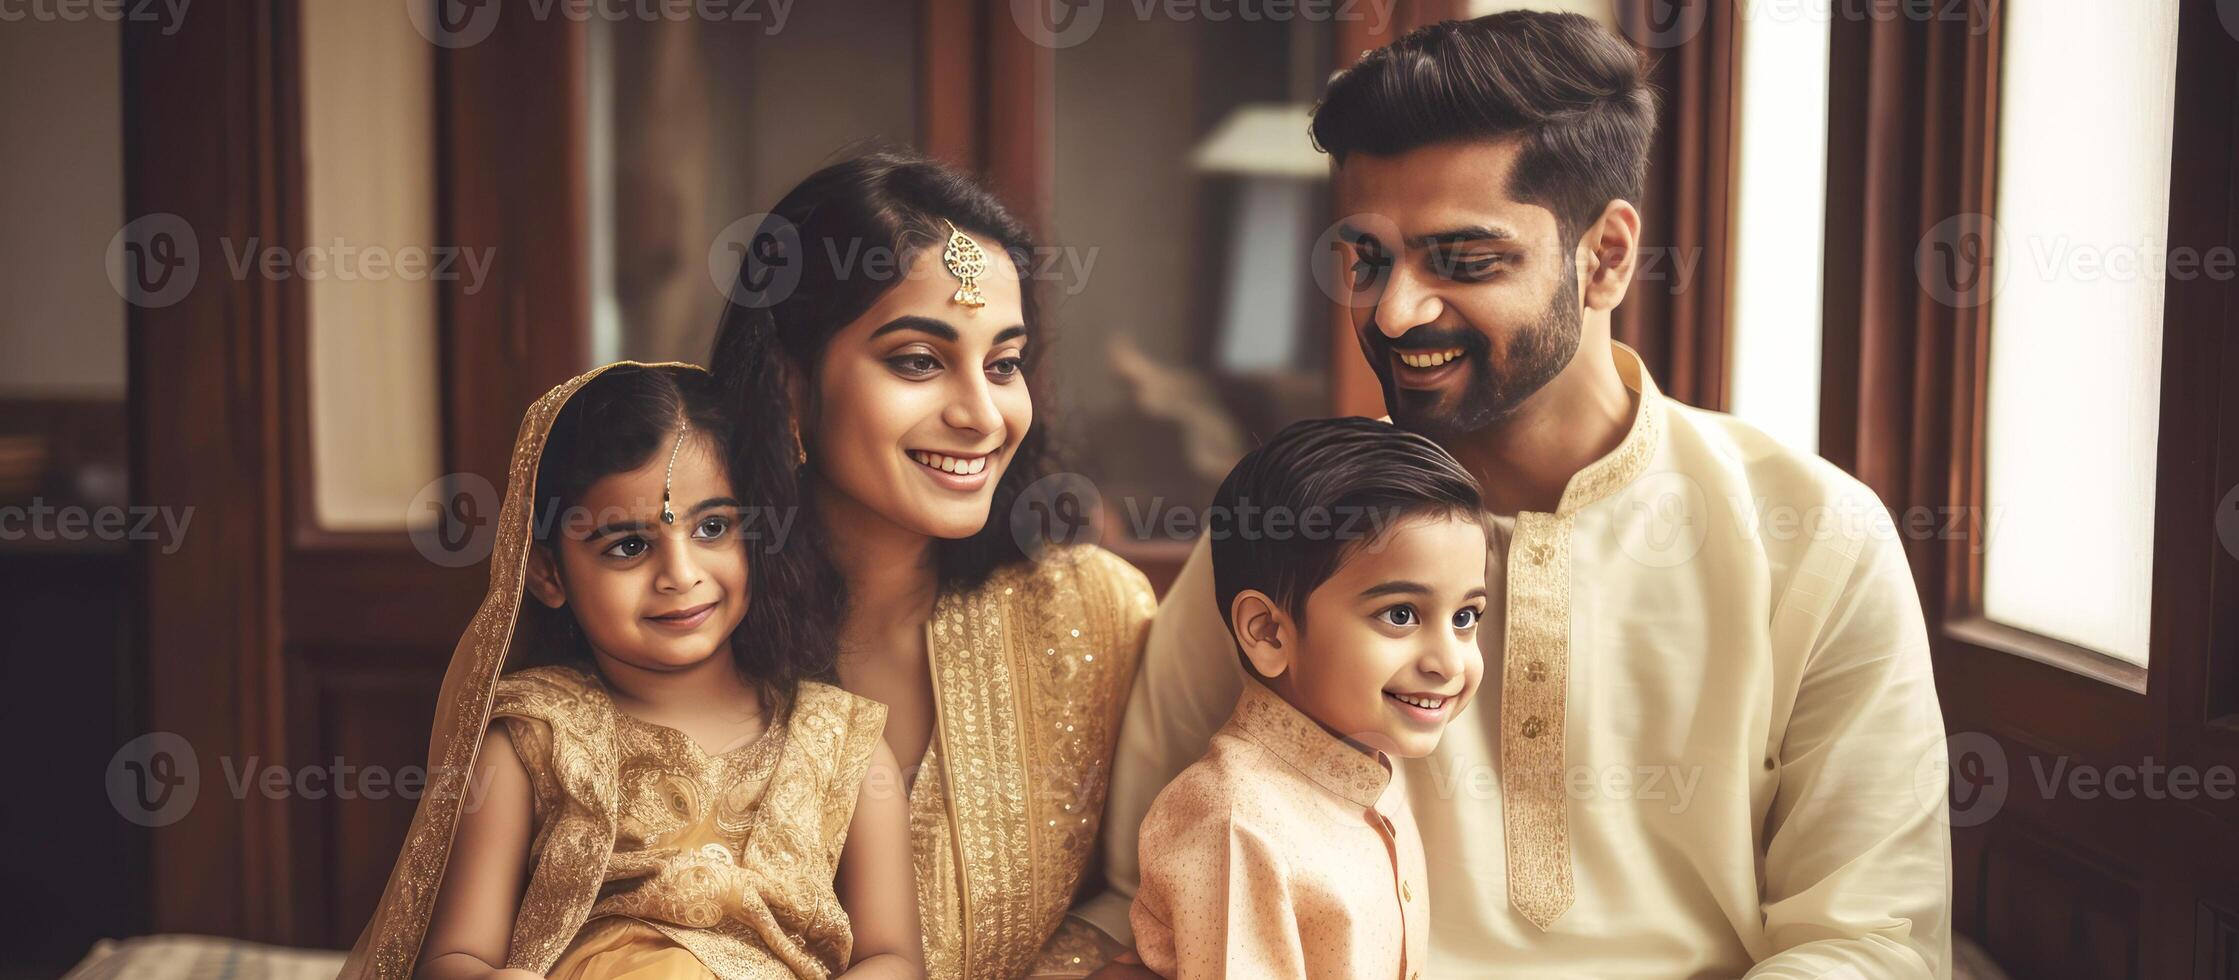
[526,364,834,722]
[708,150,1053,611]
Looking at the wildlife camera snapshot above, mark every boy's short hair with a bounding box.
[1210,417,1485,642]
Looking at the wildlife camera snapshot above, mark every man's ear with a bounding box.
[524,545,568,610]
[1230,590,1295,680]
[1579,198,1642,313]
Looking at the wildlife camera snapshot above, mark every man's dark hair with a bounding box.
[1210,417,1485,648]
[1309,11,1659,242]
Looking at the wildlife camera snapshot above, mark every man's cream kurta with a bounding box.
[1079,345,1953,979]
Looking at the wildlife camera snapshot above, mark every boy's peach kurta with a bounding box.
[1130,678,1429,980]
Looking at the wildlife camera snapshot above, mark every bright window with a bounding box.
[1725,0,1831,454]
[1979,0,2180,666]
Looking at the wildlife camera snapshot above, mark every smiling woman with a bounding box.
[709,152,1157,979]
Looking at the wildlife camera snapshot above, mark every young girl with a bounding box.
[339,362,922,980]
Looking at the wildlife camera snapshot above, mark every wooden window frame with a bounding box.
[1820,0,2239,972]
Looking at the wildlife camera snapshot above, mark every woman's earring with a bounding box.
[789,418,808,466]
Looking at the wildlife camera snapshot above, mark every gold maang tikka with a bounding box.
[659,421,690,524]
[941,219,987,308]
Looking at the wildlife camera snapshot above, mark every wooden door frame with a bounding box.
[128,0,590,943]
[125,0,295,941]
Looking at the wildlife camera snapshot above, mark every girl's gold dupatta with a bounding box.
[338,361,703,980]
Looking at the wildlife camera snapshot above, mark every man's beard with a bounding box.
[1367,265,1582,440]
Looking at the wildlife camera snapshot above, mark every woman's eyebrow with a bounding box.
[869,315,957,342]
[993,325,1027,345]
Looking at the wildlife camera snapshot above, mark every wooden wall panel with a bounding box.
[288,656,444,947]
[1977,828,2142,980]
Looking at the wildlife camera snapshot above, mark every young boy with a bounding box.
[1128,417,1488,980]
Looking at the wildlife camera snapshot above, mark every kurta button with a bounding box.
[1764,757,1776,771]
[1530,543,1553,565]
[1524,660,1547,682]
[1520,716,1545,738]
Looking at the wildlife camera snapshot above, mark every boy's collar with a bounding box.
[1228,676,1394,809]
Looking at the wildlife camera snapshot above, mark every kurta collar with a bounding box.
[1227,676,1393,810]
[1554,341,1665,516]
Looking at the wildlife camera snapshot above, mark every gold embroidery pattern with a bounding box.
[914,546,1156,979]
[494,667,886,979]
[1498,344,1667,931]
[1558,343,1665,516]
[1026,916,1129,978]
[929,574,1035,977]
[495,669,622,971]
[910,738,967,980]
[1228,679,1391,808]
[1500,510,1575,930]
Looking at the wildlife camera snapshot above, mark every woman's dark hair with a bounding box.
[1209,416,1485,643]
[1309,11,1659,243]
[708,150,1052,609]
[526,364,833,722]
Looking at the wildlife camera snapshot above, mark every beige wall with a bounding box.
[0,16,125,399]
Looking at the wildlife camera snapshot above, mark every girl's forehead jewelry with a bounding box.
[660,421,690,525]
[941,219,988,309]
